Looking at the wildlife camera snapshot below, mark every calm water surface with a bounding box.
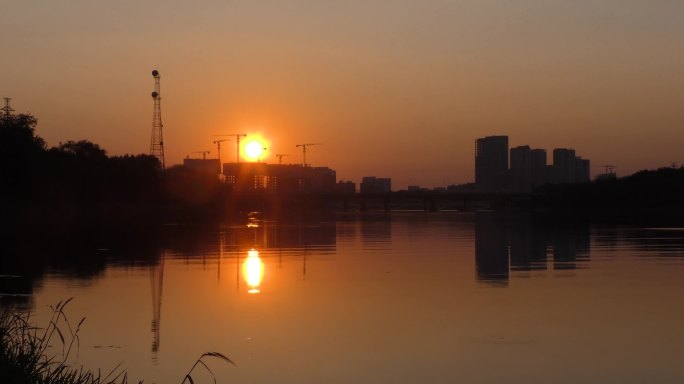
[4,213,684,383]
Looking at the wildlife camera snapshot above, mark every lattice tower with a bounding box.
[2,98,14,118]
[150,70,165,168]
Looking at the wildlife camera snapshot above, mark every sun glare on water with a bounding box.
[243,249,264,294]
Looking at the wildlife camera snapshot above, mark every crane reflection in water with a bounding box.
[243,248,264,294]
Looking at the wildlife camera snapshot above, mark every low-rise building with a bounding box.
[360,177,392,193]
[335,180,356,194]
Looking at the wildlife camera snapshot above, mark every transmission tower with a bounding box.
[2,98,14,118]
[150,70,165,169]
[150,252,165,355]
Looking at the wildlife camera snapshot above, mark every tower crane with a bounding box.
[602,164,616,174]
[295,143,321,167]
[213,139,229,174]
[593,164,617,181]
[217,133,247,163]
[593,164,617,174]
[192,151,211,160]
[275,154,289,165]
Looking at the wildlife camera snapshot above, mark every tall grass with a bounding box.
[1,299,235,384]
[182,352,234,384]
[0,299,131,384]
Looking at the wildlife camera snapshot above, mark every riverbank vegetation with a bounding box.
[0,299,129,384]
[0,300,234,384]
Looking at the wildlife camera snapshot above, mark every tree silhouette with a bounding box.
[0,113,46,154]
[0,113,46,200]
[55,140,107,161]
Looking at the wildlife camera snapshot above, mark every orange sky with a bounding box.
[2,1,683,188]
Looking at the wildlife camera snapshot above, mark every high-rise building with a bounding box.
[552,148,577,184]
[575,157,590,183]
[475,136,508,192]
[551,149,590,184]
[510,145,531,192]
[530,149,547,189]
[473,136,590,191]
[510,146,551,192]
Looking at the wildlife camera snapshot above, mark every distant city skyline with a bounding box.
[475,135,590,193]
[2,1,683,189]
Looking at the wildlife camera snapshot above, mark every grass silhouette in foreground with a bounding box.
[0,299,234,384]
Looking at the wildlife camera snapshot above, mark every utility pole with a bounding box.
[150,70,165,169]
[295,143,321,167]
[275,154,289,165]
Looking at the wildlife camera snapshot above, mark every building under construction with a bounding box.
[222,163,336,193]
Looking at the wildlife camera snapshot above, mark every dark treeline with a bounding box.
[1,112,229,228]
[535,167,684,222]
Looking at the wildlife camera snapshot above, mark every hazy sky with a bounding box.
[2,1,683,188]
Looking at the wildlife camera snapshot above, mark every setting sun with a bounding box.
[244,140,265,161]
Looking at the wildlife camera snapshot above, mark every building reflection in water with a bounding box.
[551,226,590,270]
[475,213,509,285]
[243,249,264,294]
[509,216,548,272]
[475,213,591,285]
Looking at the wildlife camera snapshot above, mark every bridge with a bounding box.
[223,190,535,213]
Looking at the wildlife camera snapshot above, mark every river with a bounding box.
[2,212,684,383]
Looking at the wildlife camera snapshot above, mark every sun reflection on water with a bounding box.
[243,249,264,294]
